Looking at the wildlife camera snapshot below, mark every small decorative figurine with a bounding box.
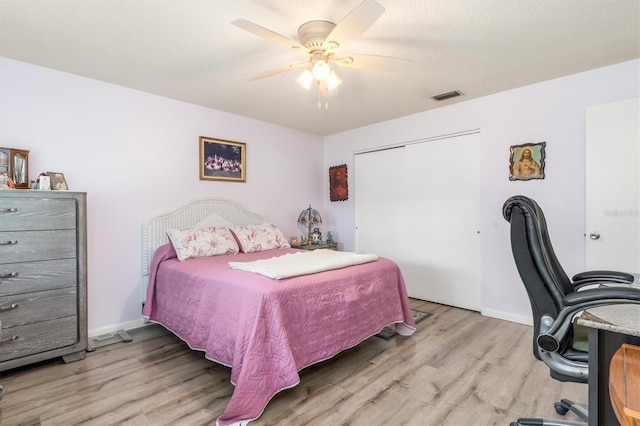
[326,231,333,243]
[311,227,322,244]
[0,172,15,189]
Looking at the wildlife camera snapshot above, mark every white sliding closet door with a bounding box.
[404,133,480,310]
[355,146,406,264]
[355,133,480,311]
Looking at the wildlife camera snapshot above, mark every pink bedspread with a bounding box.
[143,245,415,426]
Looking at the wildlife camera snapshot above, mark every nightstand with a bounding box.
[293,242,338,251]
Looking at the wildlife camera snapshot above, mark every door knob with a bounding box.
[589,232,601,240]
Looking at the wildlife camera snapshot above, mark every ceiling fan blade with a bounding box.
[232,19,308,54]
[332,54,411,72]
[245,61,309,81]
[323,0,385,52]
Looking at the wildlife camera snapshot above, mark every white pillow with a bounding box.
[231,223,291,253]
[166,227,239,261]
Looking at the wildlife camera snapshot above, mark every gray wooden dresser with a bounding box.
[0,190,87,371]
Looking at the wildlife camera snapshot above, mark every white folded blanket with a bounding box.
[229,249,378,279]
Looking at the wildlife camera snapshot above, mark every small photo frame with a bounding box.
[199,136,246,182]
[47,172,68,190]
[329,164,348,202]
[509,142,546,181]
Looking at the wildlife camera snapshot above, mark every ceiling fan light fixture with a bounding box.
[296,69,314,90]
[235,0,408,110]
[312,60,331,81]
[326,71,342,91]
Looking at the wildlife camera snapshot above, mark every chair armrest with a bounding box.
[563,286,640,307]
[542,287,640,353]
[542,288,640,353]
[536,289,640,381]
[572,270,636,286]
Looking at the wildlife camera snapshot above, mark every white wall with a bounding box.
[2,56,638,333]
[323,59,640,324]
[0,57,324,334]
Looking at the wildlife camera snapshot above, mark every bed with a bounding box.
[141,197,415,426]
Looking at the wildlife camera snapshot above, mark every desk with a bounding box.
[578,304,640,426]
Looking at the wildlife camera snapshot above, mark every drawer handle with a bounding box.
[0,208,17,213]
[0,272,18,279]
[0,240,17,246]
[1,335,19,344]
[0,303,18,311]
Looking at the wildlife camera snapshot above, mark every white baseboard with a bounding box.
[481,308,533,326]
[88,318,149,339]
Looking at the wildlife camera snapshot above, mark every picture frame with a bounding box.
[509,142,546,181]
[47,172,68,190]
[0,147,30,189]
[199,136,246,182]
[329,164,348,201]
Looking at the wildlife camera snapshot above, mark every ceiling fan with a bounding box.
[232,0,410,108]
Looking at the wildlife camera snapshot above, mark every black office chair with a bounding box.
[502,195,640,426]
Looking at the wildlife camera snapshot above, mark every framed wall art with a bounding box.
[47,172,68,190]
[509,142,546,181]
[329,164,348,201]
[199,136,246,182]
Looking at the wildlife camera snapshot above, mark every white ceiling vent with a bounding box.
[432,90,464,101]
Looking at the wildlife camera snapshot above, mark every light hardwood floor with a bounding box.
[1,299,586,425]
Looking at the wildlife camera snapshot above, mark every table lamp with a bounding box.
[297,204,322,245]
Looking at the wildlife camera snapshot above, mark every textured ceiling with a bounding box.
[0,0,638,136]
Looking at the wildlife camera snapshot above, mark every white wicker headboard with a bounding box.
[142,197,266,276]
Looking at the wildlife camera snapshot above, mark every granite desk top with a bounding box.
[578,304,640,337]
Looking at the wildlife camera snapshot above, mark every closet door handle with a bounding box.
[0,207,17,213]
[0,240,17,246]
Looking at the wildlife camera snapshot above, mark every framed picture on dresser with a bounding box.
[47,172,68,190]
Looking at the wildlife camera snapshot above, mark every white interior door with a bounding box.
[585,98,640,273]
[355,133,481,311]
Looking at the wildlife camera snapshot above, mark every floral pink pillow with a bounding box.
[232,224,291,253]
[166,227,239,261]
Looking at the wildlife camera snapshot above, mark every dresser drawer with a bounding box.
[0,287,77,328]
[0,258,77,296]
[0,316,78,362]
[0,198,76,231]
[0,230,76,264]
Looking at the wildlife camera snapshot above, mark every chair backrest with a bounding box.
[502,195,576,359]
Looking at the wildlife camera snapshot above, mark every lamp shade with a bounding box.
[296,69,313,90]
[297,205,322,227]
[311,60,331,81]
[326,71,342,91]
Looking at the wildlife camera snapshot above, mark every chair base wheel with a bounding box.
[555,401,570,415]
